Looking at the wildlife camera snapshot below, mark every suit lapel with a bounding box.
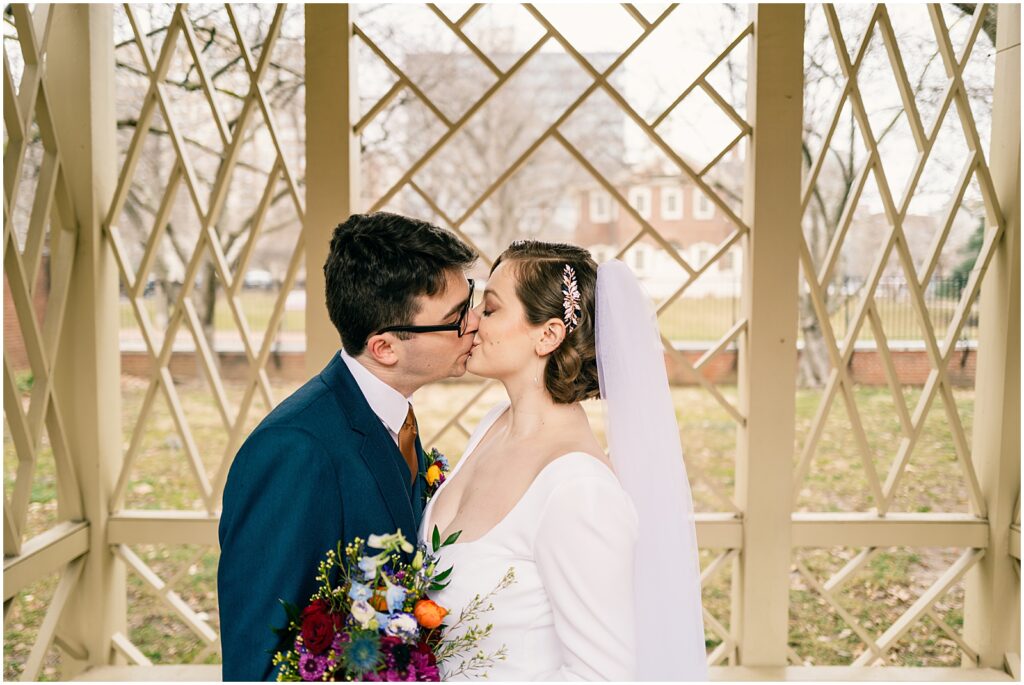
[321,354,417,537]
[411,435,426,522]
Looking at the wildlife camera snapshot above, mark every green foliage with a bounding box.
[937,220,985,299]
[15,371,34,394]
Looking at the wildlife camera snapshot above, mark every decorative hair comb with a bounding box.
[561,264,582,334]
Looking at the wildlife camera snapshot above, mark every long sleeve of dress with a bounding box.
[533,473,639,681]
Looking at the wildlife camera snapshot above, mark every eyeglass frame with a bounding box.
[372,279,476,338]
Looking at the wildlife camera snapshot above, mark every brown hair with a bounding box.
[324,212,476,355]
[491,240,599,404]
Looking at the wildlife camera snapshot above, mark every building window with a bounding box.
[661,187,683,220]
[590,190,612,223]
[692,188,714,220]
[719,250,734,271]
[692,187,716,219]
[633,246,646,271]
[628,186,652,220]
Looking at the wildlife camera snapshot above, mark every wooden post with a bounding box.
[963,3,1021,672]
[304,5,360,373]
[732,3,804,667]
[47,4,125,677]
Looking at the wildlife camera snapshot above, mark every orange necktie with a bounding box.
[398,405,419,485]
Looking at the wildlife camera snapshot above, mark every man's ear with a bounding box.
[364,334,400,367]
[535,318,567,358]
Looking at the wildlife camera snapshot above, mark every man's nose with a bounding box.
[464,305,482,335]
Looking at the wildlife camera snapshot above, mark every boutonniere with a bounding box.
[422,448,450,504]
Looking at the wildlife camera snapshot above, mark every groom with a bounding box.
[217,212,478,681]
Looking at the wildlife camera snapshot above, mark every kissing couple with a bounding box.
[218,212,707,681]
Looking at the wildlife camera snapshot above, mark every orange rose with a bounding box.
[414,599,448,629]
[425,464,443,487]
[369,586,388,612]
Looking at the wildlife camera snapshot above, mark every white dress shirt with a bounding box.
[339,349,412,447]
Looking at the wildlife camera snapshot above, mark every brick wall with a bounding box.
[119,346,978,388]
[4,255,50,373]
[848,345,977,388]
[119,348,309,384]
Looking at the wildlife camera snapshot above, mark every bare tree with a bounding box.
[114,4,305,371]
[355,9,626,259]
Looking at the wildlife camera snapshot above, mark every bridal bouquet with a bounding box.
[271,528,510,681]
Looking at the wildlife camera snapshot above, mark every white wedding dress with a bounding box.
[419,401,640,681]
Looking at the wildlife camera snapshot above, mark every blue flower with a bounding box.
[375,610,390,629]
[345,630,381,673]
[357,556,380,581]
[385,584,407,613]
[348,582,372,602]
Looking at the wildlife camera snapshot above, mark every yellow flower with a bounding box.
[426,464,442,487]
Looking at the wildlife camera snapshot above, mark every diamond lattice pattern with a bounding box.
[791,3,1000,665]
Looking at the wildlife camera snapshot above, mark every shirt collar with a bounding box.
[339,349,412,436]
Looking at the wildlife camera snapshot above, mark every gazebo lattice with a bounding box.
[3,3,1019,681]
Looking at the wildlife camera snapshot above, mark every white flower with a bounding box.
[351,600,376,629]
[367,530,414,554]
[385,612,419,639]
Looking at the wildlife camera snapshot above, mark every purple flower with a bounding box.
[298,651,328,681]
[411,643,440,681]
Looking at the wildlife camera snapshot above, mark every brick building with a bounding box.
[572,160,743,298]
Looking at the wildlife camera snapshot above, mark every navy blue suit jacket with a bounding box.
[217,353,426,681]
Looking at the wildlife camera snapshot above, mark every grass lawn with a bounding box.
[120,290,306,337]
[4,378,977,678]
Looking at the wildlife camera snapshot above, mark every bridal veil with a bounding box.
[595,259,708,681]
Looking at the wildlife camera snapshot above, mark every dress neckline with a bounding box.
[423,402,610,548]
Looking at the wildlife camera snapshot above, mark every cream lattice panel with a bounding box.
[101,2,304,662]
[3,5,88,680]
[107,3,305,517]
[793,546,984,666]
[792,3,999,665]
[795,4,997,515]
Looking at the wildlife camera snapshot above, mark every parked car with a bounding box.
[243,269,275,290]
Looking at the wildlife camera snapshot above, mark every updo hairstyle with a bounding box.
[491,240,600,404]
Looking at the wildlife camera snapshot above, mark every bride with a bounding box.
[419,240,707,681]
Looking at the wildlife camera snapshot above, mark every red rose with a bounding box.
[301,600,336,655]
[380,635,403,650]
[415,640,438,666]
[299,597,327,618]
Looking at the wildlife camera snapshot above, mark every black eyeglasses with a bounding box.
[374,279,477,339]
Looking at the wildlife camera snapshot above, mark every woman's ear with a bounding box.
[364,334,400,367]
[535,318,567,357]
